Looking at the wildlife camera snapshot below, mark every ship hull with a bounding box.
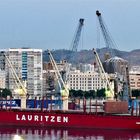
[0,110,140,130]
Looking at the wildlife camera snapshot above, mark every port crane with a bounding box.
[4,52,27,109]
[96,10,131,99]
[70,18,84,52]
[64,18,84,85]
[96,10,118,59]
[93,48,114,99]
[48,50,69,110]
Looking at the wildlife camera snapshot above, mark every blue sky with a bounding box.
[0,0,140,51]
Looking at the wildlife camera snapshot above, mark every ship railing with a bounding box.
[0,97,104,114]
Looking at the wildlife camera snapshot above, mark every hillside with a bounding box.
[43,48,140,66]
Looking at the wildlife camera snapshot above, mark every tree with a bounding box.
[69,89,96,99]
[69,89,75,98]
[0,88,12,99]
[85,91,95,99]
[132,89,140,98]
[89,90,96,99]
[96,88,106,98]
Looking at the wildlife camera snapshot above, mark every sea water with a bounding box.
[0,126,140,140]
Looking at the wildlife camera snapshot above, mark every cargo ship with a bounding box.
[0,98,140,130]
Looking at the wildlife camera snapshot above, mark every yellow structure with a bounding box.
[105,88,113,99]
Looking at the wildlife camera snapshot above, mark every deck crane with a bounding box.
[4,53,27,109]
[96,10,117,59]
[48,50,69,110]
[93,48,114,99]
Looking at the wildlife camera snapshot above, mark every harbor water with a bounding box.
[0,126,140,140]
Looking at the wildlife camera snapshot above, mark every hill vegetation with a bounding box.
[43,48,140,66]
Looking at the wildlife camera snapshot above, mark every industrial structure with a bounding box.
[103,57,128,75]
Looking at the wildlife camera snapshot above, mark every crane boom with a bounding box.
[5,53,27,95]
[47,50,69,93]
[48,50,69,110]
[93,48,114,98]
[96,10,117,57]
[4,52,27,109]
[70,18,84,52]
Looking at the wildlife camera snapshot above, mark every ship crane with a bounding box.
[96,10,118,59]
[4,53,27,109]
[48,50,69,110]
[93,48,114,99]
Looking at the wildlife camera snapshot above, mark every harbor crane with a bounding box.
[96,10,131,100]
[70,18,84,52]
[96,10,118,59]
[48,50,69,110]
[64,18,84,84]
[93,48,114,99]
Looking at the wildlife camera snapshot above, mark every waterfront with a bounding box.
[0,126,140,140]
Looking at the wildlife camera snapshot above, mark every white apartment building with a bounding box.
[1,48,43,98]
[67,70,108,91]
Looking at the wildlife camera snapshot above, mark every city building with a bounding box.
[129,66,140,90]
[78,63,94,72]
[0,48,43,98]
[67,70,108,91]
